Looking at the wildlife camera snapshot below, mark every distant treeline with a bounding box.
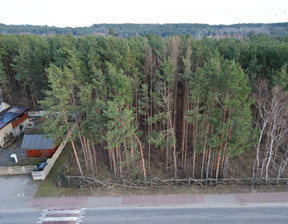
[0,23,288,38]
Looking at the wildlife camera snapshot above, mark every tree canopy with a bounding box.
[1,33,288,182]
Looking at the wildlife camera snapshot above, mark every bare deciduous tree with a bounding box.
[253,80,288,184]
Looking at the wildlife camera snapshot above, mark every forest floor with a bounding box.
[35,143,288,198]
[35,178,288,198]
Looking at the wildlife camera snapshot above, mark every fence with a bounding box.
[0,166,37,175]
[57,169,288,189]
[57,152,288,188]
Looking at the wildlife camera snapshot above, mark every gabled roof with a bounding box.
[0,106,27,130]
[21,135,55,150]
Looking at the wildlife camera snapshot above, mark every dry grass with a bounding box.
[35,183,288,198]
[34,142,73,198]
[34,143,288,198]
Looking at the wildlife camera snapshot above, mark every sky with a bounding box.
[0,0,287,27]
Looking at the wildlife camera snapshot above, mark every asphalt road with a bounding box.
[1,176,288,224]
[0,209,39,224]
[83,206,288,224]
[1,206,288,224]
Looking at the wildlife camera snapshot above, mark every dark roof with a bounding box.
[21,135,55,150]
[0,106,27,130]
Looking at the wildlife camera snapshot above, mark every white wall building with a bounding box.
[0,101,29,149]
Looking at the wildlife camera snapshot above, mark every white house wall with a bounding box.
[12,119,29,137]
[0,118,29,149]
[0,123,13,148]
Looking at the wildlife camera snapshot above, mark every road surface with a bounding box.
[1,176,288,223]
[1,206,288,224]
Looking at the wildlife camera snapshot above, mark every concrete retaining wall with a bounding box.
[31,124,75,180]
[31,136,69,180]
[0,166,37,175]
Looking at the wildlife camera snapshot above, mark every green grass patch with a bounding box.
[16,157,46,166]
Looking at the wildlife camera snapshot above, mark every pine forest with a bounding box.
[1,33,288,185]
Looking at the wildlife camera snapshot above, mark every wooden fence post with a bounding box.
[68,176,71,188]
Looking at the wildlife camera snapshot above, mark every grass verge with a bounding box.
[34,142,288,198]
[17,157,46,166]
[34,142,77,197]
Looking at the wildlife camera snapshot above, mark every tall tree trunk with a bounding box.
[61,102,83,176]
[87,139,95,176]
[201,122,210,179]
[121,120,146,181]
[206,146,211,184]
[181,85,187,169]
[82,137,89,169]
[146,87,151,171]
[78,133,88,170]
[184,117,189,175]
[166,134,170,170]
[149,58,153,171]
[135,90,138,125]
[129,136,134,161]
[192,123,198,179]
[115,144,119,173]
[117,145,123,180]
[111,147,117,178]
[210,152,215,185]
[265,122,276,183]
[107,144,113,174]
[124,137,129,174]
[92,137,97,175]
[261,124,272,178]
[29,82,37,111]
[70,88,90,170]
[254,120,268,182]
[216,103,228,180]
[223,153,230,179]
[173,134,177,179]
[134,134,146,181]
[168,105,177,178]
[2,83,13,105]
[192,101,199,179]
[221,125,232,178]
[182,39,192,171]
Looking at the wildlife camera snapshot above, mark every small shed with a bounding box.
[21,135,58,158]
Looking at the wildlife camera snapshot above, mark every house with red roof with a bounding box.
[0,100,29,149]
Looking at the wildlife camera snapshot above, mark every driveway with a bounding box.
[0,136,27,166]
